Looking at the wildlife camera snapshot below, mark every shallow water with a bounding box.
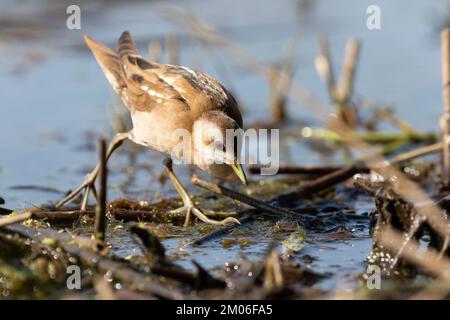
[0,0,447,294]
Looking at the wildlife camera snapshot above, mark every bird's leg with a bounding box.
[162,158,239,226]
[56,132,130,209]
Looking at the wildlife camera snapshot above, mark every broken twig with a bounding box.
[0,212,32,228]
[191,175,295,216]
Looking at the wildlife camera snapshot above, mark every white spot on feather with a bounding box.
[159,75,185,93]
[104,71,119,92]
[147,89,164,98]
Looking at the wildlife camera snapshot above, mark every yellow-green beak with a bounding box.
[231,163,248,185]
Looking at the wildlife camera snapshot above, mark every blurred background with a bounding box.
[0,0,449,208]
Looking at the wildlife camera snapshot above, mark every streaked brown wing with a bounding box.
[159,66,243,127]
[86,31,241,125]
[86,32,190,113]
[115,32,189,112]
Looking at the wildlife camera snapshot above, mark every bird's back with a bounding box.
[85,32,241,123]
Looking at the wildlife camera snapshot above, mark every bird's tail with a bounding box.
[84,34,126,95]
[117,31,139,61]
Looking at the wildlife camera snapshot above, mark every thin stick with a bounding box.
[31,210,94,221]
[376,108,419,137]
[273,165,361,203]
[0,212,32,228]
[441,28,450,187]
[191,175,295,216]
[249,164,369,175]
[357,96,420,136]
[94,137,107,243]
[389,141,442,164]
[317,35,337,102]
[56,132,128,209]
[91,184,99,203]
[80,186,90,212]
[250,142,442,176]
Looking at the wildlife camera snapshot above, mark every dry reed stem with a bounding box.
[316,35,337,101]
[0,212,32,228]
[339,39,359,104]
[269,41,296,122]
[389,142,442,164]
[441,28,450,186]
[191,175,295,216]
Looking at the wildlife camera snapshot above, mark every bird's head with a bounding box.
[192,111,247,184]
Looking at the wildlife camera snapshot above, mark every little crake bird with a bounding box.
[56,31,247,226]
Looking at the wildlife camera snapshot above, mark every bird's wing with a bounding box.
[158,66,243,127]
[116,32,190,112]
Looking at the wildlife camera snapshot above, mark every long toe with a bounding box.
[190,207,240,226]
[168,205,239,226]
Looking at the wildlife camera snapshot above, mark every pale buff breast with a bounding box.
[129,109,195,163]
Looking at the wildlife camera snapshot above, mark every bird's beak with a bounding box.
[231,163,248,185]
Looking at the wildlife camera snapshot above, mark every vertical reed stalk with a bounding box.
[339,39,360,105]
[317,35,337,101]
[94,137,107,243]
[269,41,295,123]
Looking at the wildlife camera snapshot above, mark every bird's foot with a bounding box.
[169,201,240,227]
